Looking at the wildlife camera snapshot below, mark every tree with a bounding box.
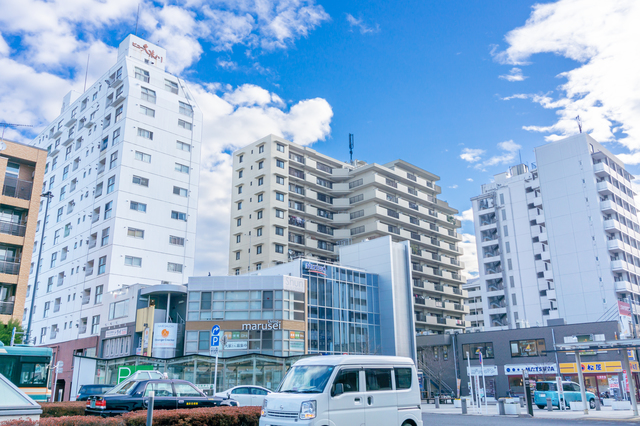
[0,319,24,345]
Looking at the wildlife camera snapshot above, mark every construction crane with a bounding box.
[0,122,33,145]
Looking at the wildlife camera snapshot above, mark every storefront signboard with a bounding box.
[467,365,498,376]
[225,341,248,350]
[303,261,327,275]
[283,276,305,293]
[153,323,178,349]
[242,320,281,331]
[504,363,558,376]
[289,331,305,339]
[105,327,128,338]
[608,376,619,389]
[290,341,304,351]
[559,361,640,374]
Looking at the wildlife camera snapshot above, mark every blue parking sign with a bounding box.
[212,325,220,336]
[211,335,220,347]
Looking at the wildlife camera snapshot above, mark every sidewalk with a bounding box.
[422,402,640,422]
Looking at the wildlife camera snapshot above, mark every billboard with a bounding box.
[152,323,178,349]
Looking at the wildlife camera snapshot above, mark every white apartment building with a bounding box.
[229,134,469,333]
[22,35,201,399]
[470,134,640,332]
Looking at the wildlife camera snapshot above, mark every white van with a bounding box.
[260,355,423,426]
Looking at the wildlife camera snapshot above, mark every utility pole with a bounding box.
[25,191,53,344]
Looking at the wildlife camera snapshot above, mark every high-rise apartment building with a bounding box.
[22,35,202,400]
[0,140,47,323]
[470,134,640,331]
[229,134,468,333]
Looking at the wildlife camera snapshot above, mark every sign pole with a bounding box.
[466,352,475,412]
[479,352,488,414]
[211,325,221,394]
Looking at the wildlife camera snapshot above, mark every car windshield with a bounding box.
[106,380,139,395]
[536,382,557,391]
[278,365,335,394]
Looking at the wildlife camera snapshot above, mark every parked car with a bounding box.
[260,355,423,426]
[85,379,238,417]
[76,384,114,401]
[534,381,597,409]
[215,385,272,406]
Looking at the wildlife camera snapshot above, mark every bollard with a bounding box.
[498,399,505,415]
[547,398,553,411]
[461,398,468,414]
[520,397,525,408]
[146,391,155,426]
[596,397,601,411]
[435,396,440,408]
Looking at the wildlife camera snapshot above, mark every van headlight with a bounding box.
[261,399,267,417]
[300,400,316,420]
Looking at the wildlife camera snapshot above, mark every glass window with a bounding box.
[19,362,48,386]
[174,383,201,397]
[332,369,359,395]
[462,342,494,359]
[365,369,392,391]
[144,382,173,397]
[394,368,412,389]
[510,339,546,357]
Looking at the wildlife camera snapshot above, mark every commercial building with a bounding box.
[416,320,635,400]
[470,134,640,331]
[0,139,47,322]
[23,34,202,400]
[229,134,468,333]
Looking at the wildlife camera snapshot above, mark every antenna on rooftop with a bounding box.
[576,115,583,134]
[519,150,522,164]
[83,54,90,92]
[349,133,354,164]
[135,3,141,36]
[0,123,33,146]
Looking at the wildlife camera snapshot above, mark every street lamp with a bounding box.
[25,191,53,345]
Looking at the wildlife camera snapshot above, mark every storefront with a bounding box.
[559,360,640,398]
[504,363,558,396]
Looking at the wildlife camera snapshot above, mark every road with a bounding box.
[422,413,629,425]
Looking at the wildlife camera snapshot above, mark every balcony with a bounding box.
[597,181,614,195]
[289,216,306,228]
[0,260,20,275]
[611,259,627,272]
[0,220,26,237]
[0,301,14,315]
[112,93,126,107]
[2,177,33,201]
[601,199,616,213]
[414,296,426,305]
[594,162,611,177]
[607,239,624,251]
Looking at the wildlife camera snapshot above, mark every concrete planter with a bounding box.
[602,398,615,406]
[453,399,461,408]
[504,403,521,415]
[612,401,631,410]
[569,401,584,411]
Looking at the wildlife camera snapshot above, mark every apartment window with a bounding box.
[107,175,115,192]
[510,276,515,288]
[108,299,129,319]
[130,201,147,212]
[507,258,513,270]
[95,285,103,304]
[133,176,149,187]
[52,157,58,170]
[276,160,285,169]
[258,194,264,203]
[112,128,121,145]
[316,162,332,173]
[462,343,494,359]
[258,177,264,186]
[59,185,66,201]
[237,218,242,226]
[275,209,284,219]
[138,128,153,139]
[98,256,107,274]
[238,154,244,163]
[114,105,123,122]
[257,210,263,219]
[171,210,187,221]
[275,226,284,236]
[169,235,184,246]
[135,67,150,82]
[49,175,55,188]
[173,186,188,197]
[235,251,241,260]
[56,208,63,223]
[165,79,179,94]
[50,252,57,268]
[236,234,241,243]
[505,241,511,253]
[178,119,192,130]
[39,327,46,343]
[47,277,53,292]
[256,263,262,270]
[276,192,285,201]
[503,225,508,236]
[177,141,191,152]
[43,302,50,318]
[317,177,332,189]
[175,163,189,174]
[104,201,113,219]
[179,101,193,117]
[91,315,100,334]
[128,228,145,238]
[140,105,155,117]
[349,178,363,189]
[276,176,285,185]
[258,161,264,170]
[168,262,183,273]
[238,186,243,194]
[512,294,517,305]
[238,170,243,178]
[141,87,156,103]
[95,182,103,198]
[64,223,71,237]
[124,256,142,267]
[256,245,263,254]
[349,194,364,204]
[502,210,507,220]
[351,226,365,235]
[62,165,69,180]
[510,339,546,357]
[256,228,263,237]
[103,114,111,128]
[101,227,110,246]
[350,209,364,220]
[277,143,285,153]
[500,194,505,205]
[275,244,284,253]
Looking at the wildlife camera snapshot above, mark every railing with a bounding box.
[414,296,426,305]
[289,216,305,228]
[2,177,33,200]
[386,178,397,188]
[410,217,420,225]
[408,187,418,196]
[0,260,20,275]
[288,235,305,244]
[407,173,417,182]
[437,317,447,324]
[429,223,439,231]
[415,313,427,322]
[0,301,14,315]
[0,220,26,237]
[452,273,462,281]
[412,264,423,272]
[414,281,425,288]
[411,232,421,241]
[434,284,444,292]
[432,269,443,277]
[387,209,400,219]
[452,288,462,295]
[386,194,398,203]
[388,225,400,234]
[409,202,419,210]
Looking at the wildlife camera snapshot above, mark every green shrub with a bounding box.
[39,401,87,417]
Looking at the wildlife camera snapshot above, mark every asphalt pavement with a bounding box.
[422,412,635,425]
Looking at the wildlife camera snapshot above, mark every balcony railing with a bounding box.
[410,217,419,225]
[414,296,426,305]
[82,296,90,305]
[0,260,20,275]
[0,301,14,315]
[2,177,33,200]
[411,232,421,241]
[387,210,400,219]
[414,281,424,288]
[0,220,26,237]
[437,317,447,324]
[386,178,398,188]
[415,313,427,322]
[412,264,423,272]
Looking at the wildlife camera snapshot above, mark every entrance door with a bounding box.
[364,368,397,426]
[328,368,364,426]
[55,380,65,402]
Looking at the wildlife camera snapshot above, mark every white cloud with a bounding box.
[449,184,458,189]
[466,178,473,182]
[217,59,238,70]
[456,208,474,223]
[460,148,485,163]
[499,67,527,82]
[495,0,640,155]
[346,13,380,34]
[459,233,478,279]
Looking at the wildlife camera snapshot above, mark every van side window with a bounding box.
[332,369,359,395]
[365,369,392,391]
[394,368,412,389]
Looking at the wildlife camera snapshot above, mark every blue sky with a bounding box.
[0,0,638,276]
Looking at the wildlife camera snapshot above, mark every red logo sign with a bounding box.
[132,42,164,63]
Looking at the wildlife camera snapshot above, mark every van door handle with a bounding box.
[354,397,361,403]
[367,396,373,405]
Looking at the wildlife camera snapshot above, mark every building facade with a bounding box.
[470,134,640,331]
[0,140,47,322]
[22,35,202,400]
[229,134,467,333]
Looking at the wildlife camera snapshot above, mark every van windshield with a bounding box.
[278,366,335,394]
[536,382,557,392]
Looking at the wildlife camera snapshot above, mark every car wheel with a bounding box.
[589,399,596,409]
[563,399,570,410]
[537,405,545,409]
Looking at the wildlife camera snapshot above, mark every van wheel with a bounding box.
[536,405,545,409]
[562,399,570,410]
[589,399,596,409]
[401,422,413,426]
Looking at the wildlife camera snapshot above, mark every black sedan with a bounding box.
[85,379,238,416]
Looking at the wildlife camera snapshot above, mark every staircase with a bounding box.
[418,359,454,395]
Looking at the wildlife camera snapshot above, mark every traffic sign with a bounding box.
[211,335,220,347]
[210,347,219,356]
[211,325,220,336]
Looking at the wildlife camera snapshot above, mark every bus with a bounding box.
[0,342,53,401]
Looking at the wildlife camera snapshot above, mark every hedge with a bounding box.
[39,401,87,417]
[1,406,261,426]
